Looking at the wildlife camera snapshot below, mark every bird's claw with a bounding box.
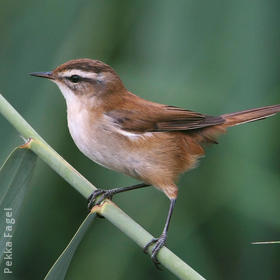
[143,233,167,270]
[87,189,113,210]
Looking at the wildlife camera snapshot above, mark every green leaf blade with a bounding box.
[44,213,96,280]
[0,148,37,260]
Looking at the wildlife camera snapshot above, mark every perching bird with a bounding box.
[30,58,280,267]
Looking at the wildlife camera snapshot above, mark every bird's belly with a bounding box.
[75,136,144,179]
[68,117,144,178]
[67,112,200,186]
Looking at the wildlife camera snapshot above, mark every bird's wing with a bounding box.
[105,104,225,133]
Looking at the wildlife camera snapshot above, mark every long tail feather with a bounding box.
[221,104,280,127]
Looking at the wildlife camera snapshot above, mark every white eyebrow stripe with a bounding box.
[60,69,99,79]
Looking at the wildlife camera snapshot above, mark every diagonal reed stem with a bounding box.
[0,93,205,280]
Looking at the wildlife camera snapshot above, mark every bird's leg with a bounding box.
[143,198,176,269]
[87,183,150,209]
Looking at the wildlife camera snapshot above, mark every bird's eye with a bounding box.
[68,75,81,83]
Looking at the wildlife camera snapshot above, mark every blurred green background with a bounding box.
[1,0,280,279]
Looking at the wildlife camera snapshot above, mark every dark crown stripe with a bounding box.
[55,59,115,74]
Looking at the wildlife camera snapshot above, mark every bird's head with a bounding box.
[30,58,125,106]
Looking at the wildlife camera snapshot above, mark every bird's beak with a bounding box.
[29,71,54,80]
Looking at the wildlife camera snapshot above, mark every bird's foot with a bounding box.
[87,189,114,210]
[143,233,167,270]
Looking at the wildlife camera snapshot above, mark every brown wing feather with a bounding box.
[106,102,225,133]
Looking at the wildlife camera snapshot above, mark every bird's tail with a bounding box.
[194,104,280,145]
[221,104,280,127]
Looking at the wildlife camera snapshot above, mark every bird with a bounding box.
[30,58,280,267]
